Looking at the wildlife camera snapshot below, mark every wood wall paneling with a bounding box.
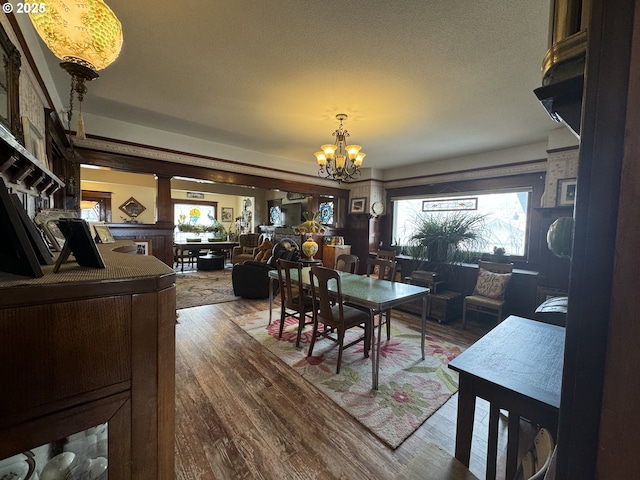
[0,247,175,479]
[558,0,635,477]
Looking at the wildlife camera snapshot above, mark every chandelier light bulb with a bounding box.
[321,144,337,159]
[346,145,361,160]
[314,151,327,166]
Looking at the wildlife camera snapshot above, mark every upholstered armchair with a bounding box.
[231,233,263,265]
[232,238,300,299]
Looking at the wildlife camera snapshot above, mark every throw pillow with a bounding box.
[473,268,512,300]
[254,239,274,262]
[243,246,255,254]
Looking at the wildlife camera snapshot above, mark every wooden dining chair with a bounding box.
[462,260,513,330]
[375,249,396,261]
[308,266,372,374]
[363,257,397,341]
[514,428,555,480]
[276,258,315,347]
[335,254,360,274]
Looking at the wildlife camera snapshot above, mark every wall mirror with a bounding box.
[0,23,22,141]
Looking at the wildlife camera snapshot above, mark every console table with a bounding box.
[0,242,176,479]
[448,315,564,480]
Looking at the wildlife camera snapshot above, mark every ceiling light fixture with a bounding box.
[29,0,123,139]
[314,114,365,183]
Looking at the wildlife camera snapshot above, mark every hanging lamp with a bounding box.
[29,0,123,139]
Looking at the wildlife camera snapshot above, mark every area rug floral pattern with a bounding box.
[175,268,239,309]
[235,310,464,448]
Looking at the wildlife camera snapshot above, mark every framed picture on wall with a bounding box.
[557,178,577,206]
[221,207,233,222]
[22,116,49,169]
[349,197,367,214]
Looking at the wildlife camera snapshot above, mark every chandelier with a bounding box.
[29,0,123,139]
[314,114,365,183]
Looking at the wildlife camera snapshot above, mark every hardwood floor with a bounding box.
[174,299,535,480]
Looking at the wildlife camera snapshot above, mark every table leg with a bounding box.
[268,276,274,325]
[421,295,427,359]
[486,403,500,480]
[372,310,384,390]
[454,375,475,467]
[505,411,520,480]
[370,311,377,390]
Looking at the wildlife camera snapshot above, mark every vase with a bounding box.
[301,235,319,259]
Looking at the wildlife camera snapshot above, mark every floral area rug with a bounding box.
[175,267,239,310]
[234,310,464,448]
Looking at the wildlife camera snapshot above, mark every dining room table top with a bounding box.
[173,240,239,249]
[268,266,429,310]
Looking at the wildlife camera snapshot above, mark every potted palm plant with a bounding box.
[407,211,487,285]
[409,211,487,264]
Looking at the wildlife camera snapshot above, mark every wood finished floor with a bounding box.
[174,298,535,480]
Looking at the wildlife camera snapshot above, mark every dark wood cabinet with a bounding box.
[0,242,176,479]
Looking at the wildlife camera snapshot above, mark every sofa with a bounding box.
[232,239,300,299]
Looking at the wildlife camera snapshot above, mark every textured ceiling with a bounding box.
[22,0,558,175]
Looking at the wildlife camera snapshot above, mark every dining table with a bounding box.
[173,240,238,271]
[268,267,430,389]
[447,315,564,480]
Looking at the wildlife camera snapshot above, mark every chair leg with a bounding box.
[385,309,391,340]
[336,329,345,374]
[295,310,305,348]
[278,304,286,338]
[307,316,319,357]
[462,300,468,330]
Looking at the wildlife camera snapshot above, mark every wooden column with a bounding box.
[156,175,173,224]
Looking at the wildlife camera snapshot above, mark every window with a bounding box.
[174,202,218,227]
[392,191,530,257]
[319,200,334,226]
